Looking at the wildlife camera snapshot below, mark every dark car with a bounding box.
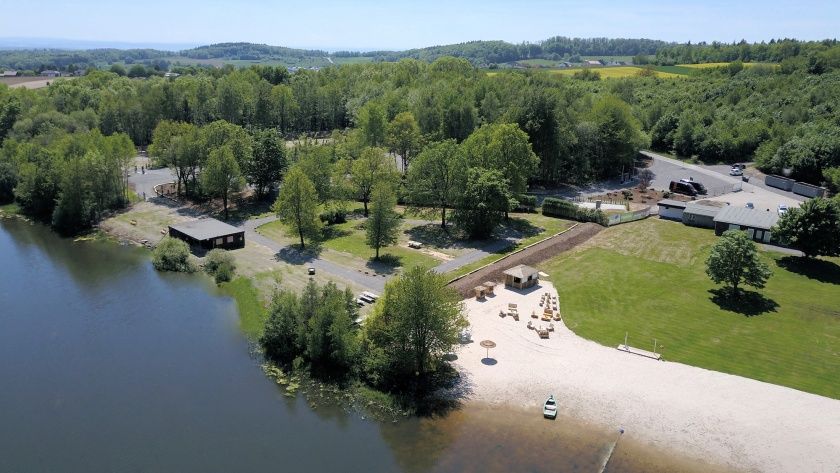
[669,180,697,196]
[679,178,707,195]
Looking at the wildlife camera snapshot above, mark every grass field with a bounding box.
[542,219,840,399]
[218,276,266,338]
[320,219,442,269]
[678,62,778,69]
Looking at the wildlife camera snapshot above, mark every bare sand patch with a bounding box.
[454,280,840,473]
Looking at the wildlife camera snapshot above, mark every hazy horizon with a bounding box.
[1,0,838,51]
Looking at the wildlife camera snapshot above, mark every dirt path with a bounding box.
[448,223,603,297]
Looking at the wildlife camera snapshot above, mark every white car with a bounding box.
[729,167,743,176]
[778,204,789,216]
[746,202,755,209]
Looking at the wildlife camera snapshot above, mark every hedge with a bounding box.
[542,197,608,226]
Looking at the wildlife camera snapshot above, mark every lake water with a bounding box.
[0,218,728,473]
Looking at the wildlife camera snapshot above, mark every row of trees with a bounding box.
[260,266,467,396]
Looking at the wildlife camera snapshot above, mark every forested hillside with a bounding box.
[1,44,838,234]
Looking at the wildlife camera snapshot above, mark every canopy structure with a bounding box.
[480,339,496,359]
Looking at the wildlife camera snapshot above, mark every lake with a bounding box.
[0,218,724,473]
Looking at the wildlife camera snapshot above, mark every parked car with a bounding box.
[669,180,697,196]
[308,267,316,275]
[729,167,744,176]
[778,204,789,216]
[746,202,755,209]
[680,178,707,195]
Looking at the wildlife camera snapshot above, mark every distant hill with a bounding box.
[179,42,328,60]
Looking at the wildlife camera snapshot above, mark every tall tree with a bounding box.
[247,129,286,200]
[363,266,467,390]
[351,147,397,217]
[365,182,400,260]
[773,198,840,258]
[202,146,244,220]
[385,111,422,172]
[453,168,514,239]
[706,230,772,297]
[357,102,387,147]
[406,140,466,228]
[273,166,320,248]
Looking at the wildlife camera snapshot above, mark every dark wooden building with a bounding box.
[168,218,245,250]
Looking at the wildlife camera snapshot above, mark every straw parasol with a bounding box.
[480,339,496,359]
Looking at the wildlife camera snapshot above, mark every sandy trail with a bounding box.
[454,281,840,473]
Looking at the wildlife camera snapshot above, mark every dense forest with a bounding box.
[1,38,839,235]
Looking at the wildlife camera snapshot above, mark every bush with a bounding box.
[542,197,607,226]
[152,237,195,272]
[318,202,347,225]
[204,248,236,283]
[515,194,537,212]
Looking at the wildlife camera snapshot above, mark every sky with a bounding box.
[1,0,838,51]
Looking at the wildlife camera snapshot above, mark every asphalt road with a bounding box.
[128,167,174,200]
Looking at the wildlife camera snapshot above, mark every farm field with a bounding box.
[547,66,684,79]
[542,218,840,399]
[0,76,72,89]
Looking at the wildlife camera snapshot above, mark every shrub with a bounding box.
[319,206,347,225]
[515,194,537,212]
[204,248,236,283]
[152,237,194,272]
[542,197,608,226]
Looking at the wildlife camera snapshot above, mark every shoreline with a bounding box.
[452,281,840,473]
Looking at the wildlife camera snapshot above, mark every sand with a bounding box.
[454,281,840,473]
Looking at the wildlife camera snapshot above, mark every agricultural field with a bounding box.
[546,66,684,79]
[542,218,840,399]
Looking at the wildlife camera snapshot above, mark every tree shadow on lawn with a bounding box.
[709,288,779,317]
[776,256,840,285]
[366,254,403,275]
[274,243,323,265]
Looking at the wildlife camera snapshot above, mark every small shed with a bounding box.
[169,218,245,250]
[713,206,779,243]
[657,199,687,221]
[503,264,539,290]
[682,203,720,229]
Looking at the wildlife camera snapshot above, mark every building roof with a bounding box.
[503,264,539,279]
[657,199,687,209]
[713,206,779,229]
[169,218,242,241]
[683,203,721,218]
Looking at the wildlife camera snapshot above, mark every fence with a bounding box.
[606,206,651,226]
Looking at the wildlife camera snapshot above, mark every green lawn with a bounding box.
[218,276,266,338]
[542,219,840,399]
[320,220,441,270]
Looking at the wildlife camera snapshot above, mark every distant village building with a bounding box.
[2,70,17,77]
[168,218,245,250]
[40,70,61,77]
[585,60,603,66]
[163,72,180,78]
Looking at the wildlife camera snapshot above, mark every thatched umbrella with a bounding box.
[480,339,496,359]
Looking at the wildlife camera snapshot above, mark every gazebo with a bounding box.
[503,264,539,290]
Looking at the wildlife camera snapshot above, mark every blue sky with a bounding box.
[1,0,838,50]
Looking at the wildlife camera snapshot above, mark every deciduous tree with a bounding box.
[202,146,244,220]
[385,111,421,172]
[351,147,397,216]
[365,182,400,260]
[406,140,466,228]
[706,230,772,297]
[273,166,320,248]
[773,198,840,258]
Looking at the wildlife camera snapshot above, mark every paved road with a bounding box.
[701,163,807,203]
[240,216,387,293]
[432,238,517,274]
[640,151,737,195]
[128,167,174,200]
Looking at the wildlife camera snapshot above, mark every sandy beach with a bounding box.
[454,281,840,473]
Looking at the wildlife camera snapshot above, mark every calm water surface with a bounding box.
[0,218,727,473]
